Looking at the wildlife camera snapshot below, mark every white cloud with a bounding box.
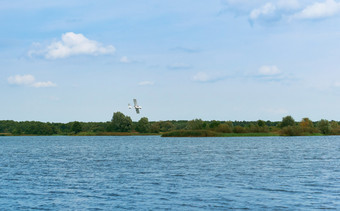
[293,0,340,19]
[32,81,57,88]
[225,0,340,23]
[7,74,56,88]
[253,65,296,82]
[250,3,277,20]
[138,81,154,86]
[222,0,262,9]
[29,32,115,59]
[120,56,130,63]
[223,0,251,4]
[192,72,226,83]
[333,81,340,88]
[193,72,210,82]
[249,1,301,24]
[277,0,300,10]
[8,74,35,85]
[258,65,281,76]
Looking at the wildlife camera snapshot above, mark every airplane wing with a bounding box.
[133,99,138,106]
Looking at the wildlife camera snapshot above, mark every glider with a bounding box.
[128,99,142,114]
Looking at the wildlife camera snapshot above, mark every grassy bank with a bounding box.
[0,131,327,137]
[161,130,221,137]
[219,132,279,137]
[161,130,280,137]
[0,132,161,136]
[76,131,160,136]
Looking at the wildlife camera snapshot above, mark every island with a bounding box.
[1,112,339,137]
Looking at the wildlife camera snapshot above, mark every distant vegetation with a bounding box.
[0,112,340,137]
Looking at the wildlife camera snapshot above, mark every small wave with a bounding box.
[247,187,303,194]
[104,193,120,197]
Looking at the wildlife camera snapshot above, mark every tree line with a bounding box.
[0,112,340,136]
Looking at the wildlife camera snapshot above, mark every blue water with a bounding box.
[1,136,340,210]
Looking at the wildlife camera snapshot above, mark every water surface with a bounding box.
[1,136,340,210]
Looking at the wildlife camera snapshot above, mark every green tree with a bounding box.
[71,121,82,134]
[299,118,315,133]
[135,117,150,133]
[150,122,160,133]
[280,116,295,128]
[187,119,204,130]
[251,120,269,133]
[209,120,220,129]
[159,121,174,132]
[280,126,303,136]
[300,118,313,128]
[111,112,132,132]
[318,119,331,135]
[216,121,233,133]
[257,120,266,127]
[12,126,22,135]
[233,125,246,133]
[330,121,340,135]
[330,121,339,129]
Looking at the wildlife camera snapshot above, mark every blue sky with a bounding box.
[2,0,340,122]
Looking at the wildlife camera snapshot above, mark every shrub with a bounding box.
[318,119,331,135]
[135,117,150,133]
[150,122,160,133]
[216,123,233,133]
[279,116,295,128]
[233,125,246,133]
[187,119,205,130]
[162,130,219,137]
[111,112,132,132]
[280,126,303,136]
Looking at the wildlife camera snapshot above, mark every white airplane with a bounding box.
[128,99,142,114]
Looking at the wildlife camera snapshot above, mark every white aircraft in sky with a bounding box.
[128,99,142,114]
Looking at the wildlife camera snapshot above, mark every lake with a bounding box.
[0,136,340,210]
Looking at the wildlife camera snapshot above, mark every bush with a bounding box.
[135,117,150,133]
[187,119,205,130]
[299,118,317,134]
[71,121,82,134]
[149,122,160,133]
[209,120,220,129]
[233,125,246,133]
[162,130,219,137]
[159,121,174,132]
[330,121,340,135]
[280,126,303,136]
[280,116,295,128]
[111,112,132,132]
[318,119,331,135]
[249,124,269,133]
[215,122,233,133]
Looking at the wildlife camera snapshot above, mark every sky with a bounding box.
[1,0,340,123]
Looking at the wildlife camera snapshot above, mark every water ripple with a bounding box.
[0,136,340,210]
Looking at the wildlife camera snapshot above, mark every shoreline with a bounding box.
[0,131,327,137]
